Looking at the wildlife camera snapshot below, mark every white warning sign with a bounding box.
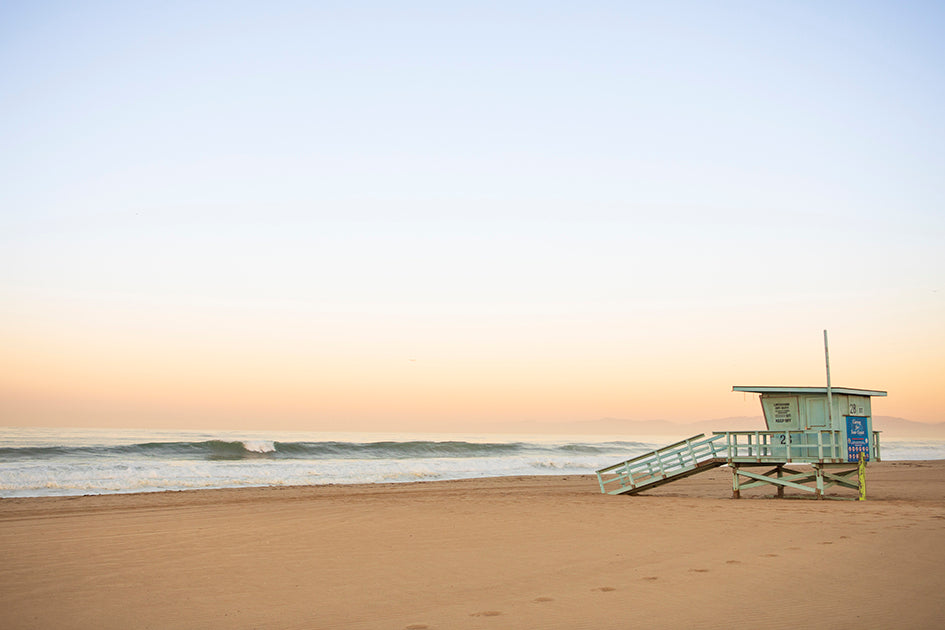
[763,397,799,429]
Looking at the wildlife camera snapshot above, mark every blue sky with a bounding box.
[1,1,943,429]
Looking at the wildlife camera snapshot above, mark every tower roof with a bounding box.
[732,386,887,397]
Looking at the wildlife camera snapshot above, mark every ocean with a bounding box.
[2,427,944,498]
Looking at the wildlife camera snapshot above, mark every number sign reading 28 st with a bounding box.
[846,416,870,462]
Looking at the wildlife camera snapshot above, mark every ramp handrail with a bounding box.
[596,433,727,494]
[597,429,883,494]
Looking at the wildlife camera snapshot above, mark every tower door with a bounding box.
[807,398,828,428]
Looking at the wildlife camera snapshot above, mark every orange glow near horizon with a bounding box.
[2,3,945,435]
[2,305,941,432]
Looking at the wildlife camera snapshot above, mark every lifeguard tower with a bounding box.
[596,333,886,499]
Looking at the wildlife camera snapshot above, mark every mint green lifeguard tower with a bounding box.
[596,332,886,499]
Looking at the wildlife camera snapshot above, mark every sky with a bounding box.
[1,1,943,432]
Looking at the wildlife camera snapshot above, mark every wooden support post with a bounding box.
[655,451,667,479]
[732,465,741,499]
[858,452,867,501]
[776,465,784,498]
[815,465,825,500]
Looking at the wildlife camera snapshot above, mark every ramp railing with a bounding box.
[596,433,727,495]
[597,429,883,495]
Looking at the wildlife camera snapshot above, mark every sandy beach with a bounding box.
[2,461,944,630]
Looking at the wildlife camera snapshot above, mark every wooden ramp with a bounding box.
[596,434,728,495]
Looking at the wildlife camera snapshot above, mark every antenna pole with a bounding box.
[824,330,833,426]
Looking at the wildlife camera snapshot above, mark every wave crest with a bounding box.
[0,438,651,462]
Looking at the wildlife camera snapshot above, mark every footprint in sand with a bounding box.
[689,568,710,573]
[406,625,429,630]
[819,541,833,545]
[532,597,554,603]
[593,586,616,592]
[470,611,502,617]
[763,553,779,557]
[725,560,741,565]
[642,576,659,581]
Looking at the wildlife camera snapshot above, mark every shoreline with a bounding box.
[3,456,945,503]
[3,462,944,629]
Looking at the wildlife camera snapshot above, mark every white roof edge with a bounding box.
[733,386,887,397]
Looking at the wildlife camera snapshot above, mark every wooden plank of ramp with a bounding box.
[612,459,726,495]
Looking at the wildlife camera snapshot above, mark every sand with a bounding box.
[2,461,944,630]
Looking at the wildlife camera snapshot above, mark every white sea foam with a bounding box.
[241,440,276,453]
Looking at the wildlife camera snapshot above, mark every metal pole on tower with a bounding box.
[824,330,833,427]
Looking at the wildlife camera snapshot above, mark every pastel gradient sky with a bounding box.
[2,1,943,431]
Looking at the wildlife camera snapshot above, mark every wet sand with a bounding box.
[2,461,944,629]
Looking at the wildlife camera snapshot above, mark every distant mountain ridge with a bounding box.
[871,417,945,438]
[487,416,945,438]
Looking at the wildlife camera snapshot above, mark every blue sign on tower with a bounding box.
[846,416,870,462]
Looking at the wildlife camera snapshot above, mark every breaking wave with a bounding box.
[0,439,650,462]
[0,432,662,497]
